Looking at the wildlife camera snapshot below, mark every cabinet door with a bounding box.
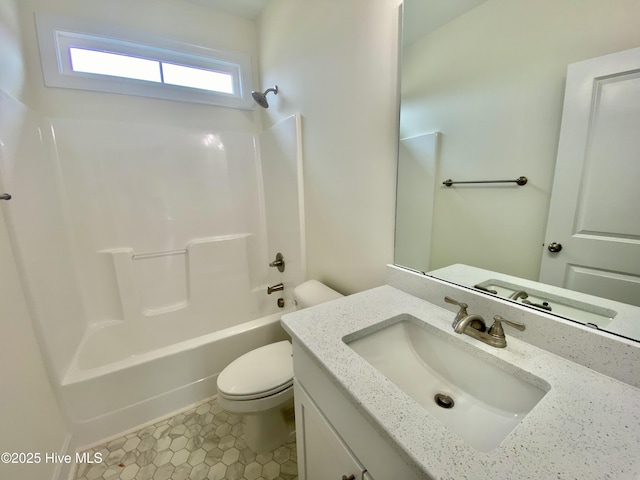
[294,380,365,480]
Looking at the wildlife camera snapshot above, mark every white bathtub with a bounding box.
[62,307,293,446]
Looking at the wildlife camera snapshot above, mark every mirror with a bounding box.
[395,0,640,342]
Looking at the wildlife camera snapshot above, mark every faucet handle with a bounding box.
[488,315,526,337]
[444,296,468,310]
[444,296,469,327]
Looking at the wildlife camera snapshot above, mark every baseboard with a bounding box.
[50,433,75,480]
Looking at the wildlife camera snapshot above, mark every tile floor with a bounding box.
[74,397,298,480]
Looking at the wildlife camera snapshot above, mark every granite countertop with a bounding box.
[281,285,640,480]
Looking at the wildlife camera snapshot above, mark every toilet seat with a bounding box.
[217,340,293,401]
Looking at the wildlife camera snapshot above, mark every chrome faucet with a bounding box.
[444,296,525,348]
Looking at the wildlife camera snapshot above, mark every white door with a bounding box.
[540,46,640,306]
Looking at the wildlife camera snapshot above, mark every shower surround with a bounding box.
[0,88,304,445]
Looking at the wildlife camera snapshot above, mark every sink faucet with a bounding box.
[507,290,552,311]
[444,296,526,348]
[509,290,529,301]
[444,296,468,327]
[453,313,487,334]
[445,296,486,332]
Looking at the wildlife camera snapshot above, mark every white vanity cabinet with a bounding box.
[294,380,366,480]
[283,281,640,479]
[292,341,425,480]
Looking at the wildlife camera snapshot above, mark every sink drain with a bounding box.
[434,393,455,409]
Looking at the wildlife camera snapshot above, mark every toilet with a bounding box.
[216,280,343,453]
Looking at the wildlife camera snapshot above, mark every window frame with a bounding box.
[35,13,255,109]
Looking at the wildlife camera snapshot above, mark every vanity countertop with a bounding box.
[281,285,640,480]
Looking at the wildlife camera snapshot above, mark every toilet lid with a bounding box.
[217,340,293,400]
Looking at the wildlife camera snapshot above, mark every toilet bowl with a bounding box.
[216,280,343,453]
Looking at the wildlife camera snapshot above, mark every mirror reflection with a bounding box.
[396,0,640,341]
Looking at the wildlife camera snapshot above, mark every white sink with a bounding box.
[344,315,549,452]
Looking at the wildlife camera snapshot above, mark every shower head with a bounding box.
[251,85,278,108]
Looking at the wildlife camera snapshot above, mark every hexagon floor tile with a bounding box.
[73,397,298,480]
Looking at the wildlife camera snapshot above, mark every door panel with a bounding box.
[540,47,640,306]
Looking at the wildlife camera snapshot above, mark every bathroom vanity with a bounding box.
[281,266,640,480]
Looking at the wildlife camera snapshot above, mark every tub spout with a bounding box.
[267,283,284,295]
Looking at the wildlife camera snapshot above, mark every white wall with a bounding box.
[258,0,401,294]
[0,1,72,478]
[16,0,262,132]
[400,0,640,280]
[0,0,25,100]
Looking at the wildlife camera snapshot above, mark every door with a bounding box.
[540,46,640,306]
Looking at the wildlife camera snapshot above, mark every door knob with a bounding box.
[341,475,356,480]
[547,242,562,253]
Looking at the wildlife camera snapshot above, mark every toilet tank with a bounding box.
[293,280,343,309]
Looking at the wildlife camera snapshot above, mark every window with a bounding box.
[68,48,162,82]
[35,13,255,109]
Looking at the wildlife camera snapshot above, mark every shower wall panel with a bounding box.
[51,119,267,327]
[0,89,86,379]
[259,114,305,291]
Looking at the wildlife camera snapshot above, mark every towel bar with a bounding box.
[442,176,527,187]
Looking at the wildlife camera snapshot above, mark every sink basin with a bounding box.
[343,314,549,452]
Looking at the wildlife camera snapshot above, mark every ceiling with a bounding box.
[402,0,488,46]
[185,0,488,33]
[185,0,270,19]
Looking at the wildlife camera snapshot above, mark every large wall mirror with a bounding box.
[395,0,640,342]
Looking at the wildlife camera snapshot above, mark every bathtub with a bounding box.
[62,307,294,446]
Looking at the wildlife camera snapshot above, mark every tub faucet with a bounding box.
[267,283,284,295]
